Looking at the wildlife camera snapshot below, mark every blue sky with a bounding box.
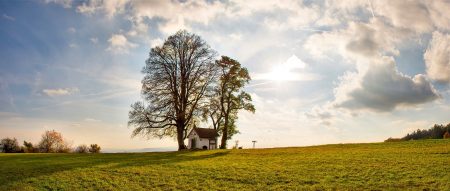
[1,0,450,151]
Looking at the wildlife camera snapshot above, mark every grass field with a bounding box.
[1,139,449,190]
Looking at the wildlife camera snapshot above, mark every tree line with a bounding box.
[128,30,255,150]
[385,123,450,142]
[0,130,101,153]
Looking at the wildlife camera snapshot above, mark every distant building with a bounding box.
[187,128,219,150]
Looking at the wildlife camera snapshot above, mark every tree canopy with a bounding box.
[128,30,218,150]
[128,31,255,150]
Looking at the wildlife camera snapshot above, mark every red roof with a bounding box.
[193,128,219,139]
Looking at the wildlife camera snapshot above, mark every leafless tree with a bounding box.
[128,30,217,150]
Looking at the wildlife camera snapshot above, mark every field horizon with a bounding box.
[1,139,449,190]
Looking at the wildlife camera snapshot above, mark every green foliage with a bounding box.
[89,144,101,153]
[0,140,449,190]
[0,137,20,153]
[402,123,450,140]
[23,141,38,153]
[212,56,255,148]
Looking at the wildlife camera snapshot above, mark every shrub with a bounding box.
[0,137,20,153]
[75,144,89,153]
[89,144,101,153]
[23,141,38,153]
[384,138,403,142]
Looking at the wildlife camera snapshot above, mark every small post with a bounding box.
[252,140,257,149]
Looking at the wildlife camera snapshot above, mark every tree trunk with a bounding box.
[220,117,228,149]
[176,124,187,151]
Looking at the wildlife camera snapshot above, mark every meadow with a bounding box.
[0,139,449,190]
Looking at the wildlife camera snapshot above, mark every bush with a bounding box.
[23,141,38,153]
[75,144,89,153]
[384,138,403,142]
[0,137,20,153]
[89,144,101,153]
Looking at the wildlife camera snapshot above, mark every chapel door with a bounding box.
[191,138,196,149]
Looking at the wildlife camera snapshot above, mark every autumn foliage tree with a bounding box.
[128,30,217,150]
[38,130,72,153]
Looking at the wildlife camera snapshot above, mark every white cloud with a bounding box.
[84,118,101,122]
[2,14,15,21]
[77,0,129,17]
[149,38,163,48]
[69,43,77,48]
[426,1,450,31]
[44,0,73,8]
[228,33,242,41]
[333,57,439,112]
[424,31,450,83]
[305,20,409,62]
[106,34,137,54]
[372,0,433,34]
[67,27,76,33]
[90,37,99,44]
[42,87,79,97]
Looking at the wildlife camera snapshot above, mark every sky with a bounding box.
[1,0,450,152]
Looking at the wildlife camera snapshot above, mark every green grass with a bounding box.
[1,139,449,190]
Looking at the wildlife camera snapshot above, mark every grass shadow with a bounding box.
[0,150,230,189]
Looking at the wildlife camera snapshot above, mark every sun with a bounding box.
[268,65,295,81]
[267,55,305,81]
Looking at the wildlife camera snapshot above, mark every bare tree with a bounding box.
[128,30,217,150]
[75,144,89,153]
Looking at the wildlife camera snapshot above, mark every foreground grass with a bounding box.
[0,140,449,190]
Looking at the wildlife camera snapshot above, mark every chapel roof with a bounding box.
[193,128,219,139]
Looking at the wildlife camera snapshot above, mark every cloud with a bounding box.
[426,1,450,31]
[149,38,163,48]
[76,0,129,17]
[90,37,98,44]
[42,87,79,97]
[424,31,450,84]
[44,0,73,8]
[305,105,334,126]
[106,34,137,54]
[69,43,77,48]
[67,27,76,33]
[305,20,408,61]
[333,57,439,112]
[372,0,433,34]
[2,14,15,21]
[84,118,101,122]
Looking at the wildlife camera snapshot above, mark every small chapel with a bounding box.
[187,127,219,150]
